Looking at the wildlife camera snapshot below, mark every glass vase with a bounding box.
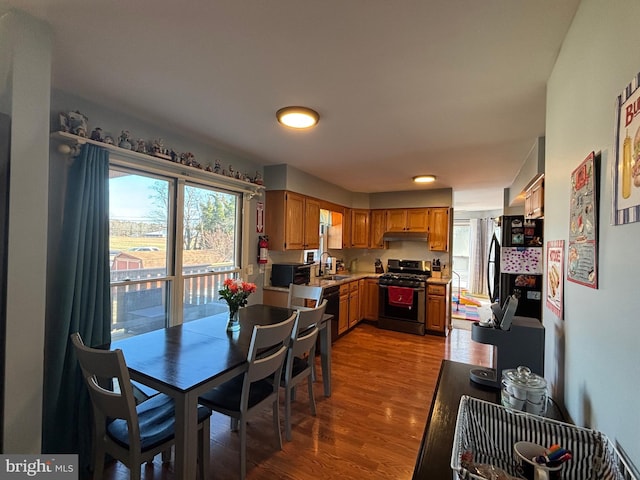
[227,308,240,332]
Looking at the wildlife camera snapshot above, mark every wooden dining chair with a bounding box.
[281,299,327,441]
[70,333,212,480]
[197,313,296,480]
[287,284,323,310]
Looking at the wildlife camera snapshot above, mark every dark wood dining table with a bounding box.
[111,304,333,480]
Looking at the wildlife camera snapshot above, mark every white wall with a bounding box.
[545,0,639,466]
[0,10,51,453]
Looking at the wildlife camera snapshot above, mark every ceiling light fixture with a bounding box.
[276,106,319,129]
[413,175,436,183]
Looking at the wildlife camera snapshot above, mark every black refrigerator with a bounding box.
[487,215,543,320]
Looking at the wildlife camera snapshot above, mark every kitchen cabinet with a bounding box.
[426,282,451,336]
[350,209,370,248]
[265,190,320,250]
[369,210,387,249]
[338,284,350,334]
[427,207,450,252]
[525,176,544,219]
[386,208,429,232]
[342,207,352,249]
[348,281,360,328]
[362,278,379,321]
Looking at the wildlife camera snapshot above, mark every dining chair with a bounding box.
[197,312,296,480]
[287,283,323,310]
[70,333,212,480]
[281,299,327,441]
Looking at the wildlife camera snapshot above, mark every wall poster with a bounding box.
[568,152,599,289]
[546,240,564,319]
[613,71,640,224]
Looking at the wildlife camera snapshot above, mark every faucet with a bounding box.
[319,252,331,276]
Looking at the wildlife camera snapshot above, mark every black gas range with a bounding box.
[378,259,431,335]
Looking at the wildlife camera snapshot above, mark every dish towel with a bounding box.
[388,286,414,309]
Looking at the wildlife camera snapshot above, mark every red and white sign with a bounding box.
[256,202,264,233]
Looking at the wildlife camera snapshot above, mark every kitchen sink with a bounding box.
[322,275,351,281]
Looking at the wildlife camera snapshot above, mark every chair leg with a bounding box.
[230,417,239,431]
[273,398,283,451]
[284,385,293,442]
[161,448,172,463]
[307,375,317,416]
[239,418,247,480]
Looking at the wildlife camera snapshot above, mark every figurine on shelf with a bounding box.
[67,110,88,137]
[103,136,114,145]
[170,149,179,162]
[205,163,213,172]
[90,127,103,142]
[135,139,147,154]
[118,130,132,150]
[213,159,222,174]
[253,171,264,185]
[151,138,171,160]
[227,165,235,178]
[59,112,70,133]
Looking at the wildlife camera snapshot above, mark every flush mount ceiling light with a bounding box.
[413,175,436,184]
[276,106,319,129]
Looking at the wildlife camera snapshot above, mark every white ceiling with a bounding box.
[2,0,579,211]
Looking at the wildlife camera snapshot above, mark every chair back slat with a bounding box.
[245,313,296,383]
[287,284,323,309]
[70,333,139,436]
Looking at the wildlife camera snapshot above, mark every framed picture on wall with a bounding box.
[613,71,640,224]
[568,152,599,289]
[546,240,564,319]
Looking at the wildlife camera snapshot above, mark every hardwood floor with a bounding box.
[103,322,492,479]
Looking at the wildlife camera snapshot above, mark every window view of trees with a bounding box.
[108,169,241,340]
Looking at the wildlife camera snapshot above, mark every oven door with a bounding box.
[378,285,425,323]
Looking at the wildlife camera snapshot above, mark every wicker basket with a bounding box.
[451,396,637,480]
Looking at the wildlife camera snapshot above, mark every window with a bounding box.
[452,220,471,290]
[109,168,242,341]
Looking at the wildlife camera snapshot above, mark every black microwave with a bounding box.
[271,263,312,287]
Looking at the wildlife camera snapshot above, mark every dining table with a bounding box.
[111,304,333,479]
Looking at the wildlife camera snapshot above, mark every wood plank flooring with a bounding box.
[103,323,493,479]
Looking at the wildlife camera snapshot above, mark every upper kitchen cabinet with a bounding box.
[265,190,320,250]
[525,176,544,219]
[350,209,370,248]
[427,207,450,252]
[369,209,387,249]
[386,208,429,232]
[342,207,352,249]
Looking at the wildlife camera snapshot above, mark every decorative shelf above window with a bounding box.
[51,131,266,198]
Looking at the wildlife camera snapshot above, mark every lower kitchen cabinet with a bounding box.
[348,281,360,328]
[339,284,350,334]
[426,282,451,336]
[362,278,379,321]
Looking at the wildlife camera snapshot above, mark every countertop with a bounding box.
[263,273,451,291]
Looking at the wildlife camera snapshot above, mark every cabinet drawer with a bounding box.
[349,281,359,293]
[428,284,446,296]
[340,284,350,296]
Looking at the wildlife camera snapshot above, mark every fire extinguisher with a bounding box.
[258,235,268,264]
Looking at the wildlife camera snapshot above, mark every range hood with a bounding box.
[382,231,429,242]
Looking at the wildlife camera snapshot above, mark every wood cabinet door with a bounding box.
[386,209,407,232]
[406,208,429,232]
[349,289,359,328]
[428,207,450,252]
[342,207,352,248]
[339,293,349,334]
[351,209,370,248]
[364,279,379,320]
[427,294,446,331]
[304,197,320,249]
[369,210,387,248]
[284,192,305,250]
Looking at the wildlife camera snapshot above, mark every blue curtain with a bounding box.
[42,144,110,477]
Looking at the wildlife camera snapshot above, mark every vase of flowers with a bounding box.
[219,278,257,332]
